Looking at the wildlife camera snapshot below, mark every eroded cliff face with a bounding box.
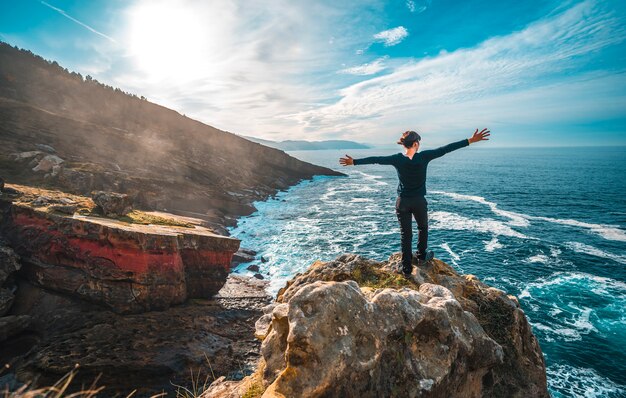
[206,254,548,398]
[0,184,271,395]
[0,184,240,313]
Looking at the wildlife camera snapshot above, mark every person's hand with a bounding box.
[469,128,490,144]
[339,154,354,166]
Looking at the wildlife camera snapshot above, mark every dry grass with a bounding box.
[240,365,265,398]
[0,366,109,398]
[170,354,216,398]
[350,263,420,290]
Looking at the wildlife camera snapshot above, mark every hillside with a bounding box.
[0,42,343,232]
[242,136,370,151]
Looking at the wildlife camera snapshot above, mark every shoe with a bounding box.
[417,250,434,266]
[395,263,412,277]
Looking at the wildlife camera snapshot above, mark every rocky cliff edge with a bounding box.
[206,253,548,398]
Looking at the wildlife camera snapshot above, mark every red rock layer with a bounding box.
[1,202,240,313]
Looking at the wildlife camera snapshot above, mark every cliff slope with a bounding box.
[0,43,343,232]
[207,253,548,398]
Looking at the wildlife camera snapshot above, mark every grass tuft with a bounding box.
[350,263,419,290]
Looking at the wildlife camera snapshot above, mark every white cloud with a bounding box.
[74,0,625,145]
[406,0,430,14]
[373,26,409,46]
[94,0,381,137]
[287,0,626,143]
[339,57,387,75]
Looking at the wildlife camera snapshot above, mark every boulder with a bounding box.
[35,144,56,153]
[31,154,64,174]
[91,191,133,217]
[232,248,256,265]
[12,151,42,161]
[209,254,548,398]
[247,264,260,272]
[31,196,50,207]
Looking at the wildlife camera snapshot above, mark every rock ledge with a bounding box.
[205,253,548,398]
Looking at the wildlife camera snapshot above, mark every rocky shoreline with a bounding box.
[0,183,549,397]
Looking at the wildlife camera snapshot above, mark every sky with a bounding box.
[1,0,625,147]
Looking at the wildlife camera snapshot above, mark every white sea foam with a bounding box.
[527,254,550,264]
[349,198,374,203]
[547,363,624,398]
[352,170,388,186]
[432,190,626,242]
[440,243,460,262]
[566,306,598,334]
[550,247,562,258]
[430,211,530,239]
[520,272,625,343]
[431,191,530,227]
[483,236,503,252]
[565,241,626,265]
[534,216,626,242]
[520,272,626,299]
[531,322,580,340]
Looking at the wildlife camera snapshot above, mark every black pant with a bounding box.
[395,195,428,270]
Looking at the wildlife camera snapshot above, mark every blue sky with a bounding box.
[1,0,625,147]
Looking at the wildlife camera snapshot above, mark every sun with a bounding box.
[126,2,216,81]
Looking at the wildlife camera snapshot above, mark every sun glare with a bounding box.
[127,2,217,81]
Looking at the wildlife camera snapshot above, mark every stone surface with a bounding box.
[1,185,240,313]
[247,264,260,272]
[0,315,31,342]
[2,275,271,396]
[31,154,64,174]
[209,253,548,398]
[35,144,56,153]
[232,248,256,265]
[0,239,21,286]
[0,288,15,316]
[47,204,77,214]
[91,191,133,217]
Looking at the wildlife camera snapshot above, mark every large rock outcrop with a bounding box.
[206,254,548,398]
[0,184,240,313]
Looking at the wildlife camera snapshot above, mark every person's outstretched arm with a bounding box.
[339,154,398,166]
[421,128,490,162]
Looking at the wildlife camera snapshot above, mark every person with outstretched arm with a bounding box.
[339,128,490,276]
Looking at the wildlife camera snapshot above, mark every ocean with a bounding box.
[229,146,626,398]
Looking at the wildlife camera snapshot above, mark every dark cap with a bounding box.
[397,130,421,147]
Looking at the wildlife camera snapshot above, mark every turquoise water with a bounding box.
[229,146,626,397]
